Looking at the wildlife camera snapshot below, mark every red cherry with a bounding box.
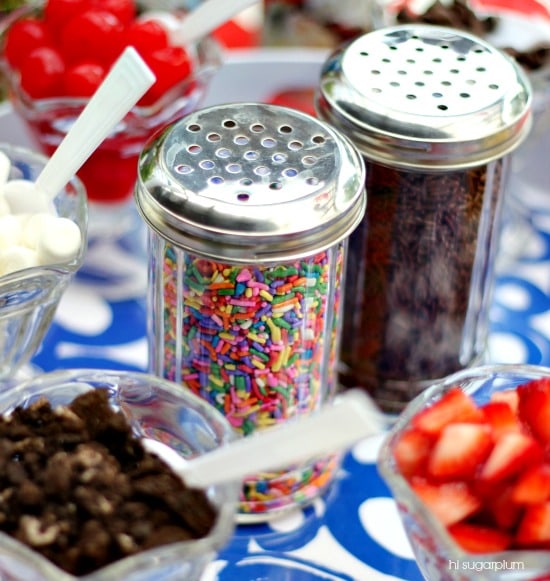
[60,10,125,67]
[63,61,106,97]
[141,45,192,105]
[124,19,169,56]
[3,17,52,69]
[89,0,136,26]
[43,0,89,33]
[19,46,65,99]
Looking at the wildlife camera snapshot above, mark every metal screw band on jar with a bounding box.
[136,102,366,262]
[317,24,532,169]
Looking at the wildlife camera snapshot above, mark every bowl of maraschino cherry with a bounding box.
[0,0,222,209]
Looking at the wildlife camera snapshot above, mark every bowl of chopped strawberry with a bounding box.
[378,364,550,580]
[0,0,221,205]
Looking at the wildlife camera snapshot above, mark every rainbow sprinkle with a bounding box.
[151,241,346,516]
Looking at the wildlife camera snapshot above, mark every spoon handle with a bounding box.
[180,389,385,489]
[35,47,155,200]
[173,0,260,46]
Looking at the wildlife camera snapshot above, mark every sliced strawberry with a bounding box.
[428,422,493,481]
[448,522,512,553]
[484,483,523,530]
[411,478,481,526]
[512,463,550,505]
[490,388,519,414]
[515,501,550,546]
[481,400,522,439]
[393,428,434,478]
[518,378,550,445]
[411,387,484,436]
[478,431,543,485]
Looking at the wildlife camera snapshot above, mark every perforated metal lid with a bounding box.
[316,24,533,169]
[135,103,366,262]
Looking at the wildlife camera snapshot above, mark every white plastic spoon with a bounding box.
[34,46,156,201]
[171,0,260,46]
[144,389,386,489]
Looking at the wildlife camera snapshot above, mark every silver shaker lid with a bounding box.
[316,24,533,169]
[135,102,366,262]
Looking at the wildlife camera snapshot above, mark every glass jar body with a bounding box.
[339,157,508,413]
[147,233,348,520]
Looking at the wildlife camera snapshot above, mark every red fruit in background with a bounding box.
[90,0,136,25]
[411,387,484,436]
[140,45,192,105]
[63,61,106,97]
[518,378,550,445]
[124,19,169,55]
[448,522,512,553]
[267,88,317,117]
[43,0,89,32]
[3,17,52,69]
[19,46,65,99]
[60,10,125,67]
[427,422,493,481]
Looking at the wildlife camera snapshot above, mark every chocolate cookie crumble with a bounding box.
[0,389,218,576]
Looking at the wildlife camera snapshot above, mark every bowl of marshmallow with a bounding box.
[0,142,87,386]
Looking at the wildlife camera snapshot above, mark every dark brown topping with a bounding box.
[0,389,217,576]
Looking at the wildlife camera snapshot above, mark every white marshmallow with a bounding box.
[20,212,55,250]
[0,215,23,251]
[3,179,52,215]
[0,196,10,217]
[0,246,39,276]
[0,151,11,187]
[36,216,82,265]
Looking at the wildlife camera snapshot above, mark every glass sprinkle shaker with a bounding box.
[316,24,532,413]
[134,102,366,520]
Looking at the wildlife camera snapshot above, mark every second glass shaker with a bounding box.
[134,102,366,520]
[316,25,533,413]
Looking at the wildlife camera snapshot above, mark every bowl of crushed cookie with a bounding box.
[0,369,240,581]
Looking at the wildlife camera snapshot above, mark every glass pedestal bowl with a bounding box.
[0,142,87,389]
[0,368,239,581]
[378,364,550,581]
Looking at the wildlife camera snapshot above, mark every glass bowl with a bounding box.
[378,364,550,581]
[0,368,240,581]
[0,142,87,387]
[0,2,222,207]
